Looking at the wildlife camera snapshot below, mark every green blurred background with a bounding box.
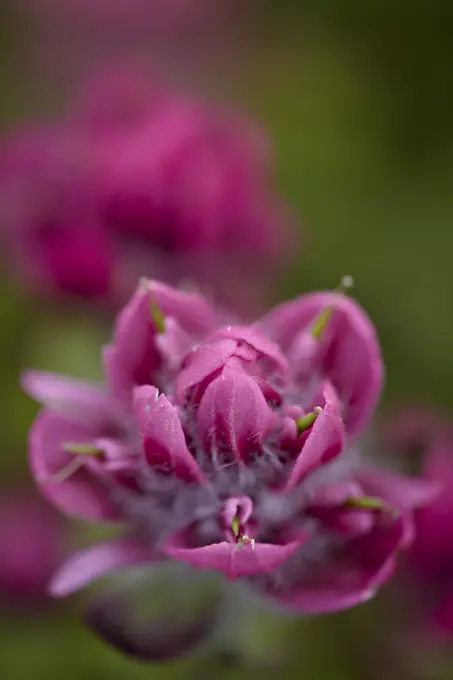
[1,1,453,678]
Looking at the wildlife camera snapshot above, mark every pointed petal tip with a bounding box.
[48,540,153,598]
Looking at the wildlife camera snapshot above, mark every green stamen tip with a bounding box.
[62,442,104,456]
[311,307,333,340]
[231,514,241,538]
[296,406,323,434]
[311,274,354,340]
[150,299,165,333]
[345,495,398,516]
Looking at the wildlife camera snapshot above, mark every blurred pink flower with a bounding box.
[22,278,431,659]
[383,406,453,638]
[0,69,294,314]
[0,488,65,604]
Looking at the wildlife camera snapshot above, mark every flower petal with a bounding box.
[223,496,253,527]
[212,325,289,377]
[286,383,344,489]
[175,338,237,402]
[164,537,301,579]
[29,410,121,521]
[87,438,142,473]
[21,370,113,426]
[259,292,383,436]
[309,482,363,506]
[268,580,379,614]
[264,514,404,613]
[106,284,161,399]
[106,279,215,402]
[49,539,153,597]
[308,482,375,537]
[133,385,205,482]
[197,365,275,461]
[147,280,218,336]
[154,317,192,374]
[356,468,440,512]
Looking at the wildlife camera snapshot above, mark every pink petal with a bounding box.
[175,338,237,402]
[270,582,379,614]
[223,496,253,526]
[286,383,344,489]
[356,468,440,511]
[324,509,375,537]
[133,385,205,483]
[257,379,283,407]
[110,282,217,389]
[164,538,301,579]
[286,332,319,383]
[259,292,383,436]
[265,515,404,614]
[197,365,275,460]
[309,506,375,538]
[212,325,289,377]
[310,482,363,506]
[155,317,192,374]
[49,539,153,597]
[148,280,218,336]
[29,410,121,521]
[108,284,161,397]
[88,438,142,473]
[102,344,130,405]
[308,482,374,537]
[21,371,113,426]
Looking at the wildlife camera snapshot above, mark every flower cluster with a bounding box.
[0,69,292,312]
[23,278,435,657]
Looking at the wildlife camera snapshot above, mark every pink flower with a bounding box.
[383,406,453,638]
[0,69,293,313]
[0,488,65,604]
[22,278,430,659]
